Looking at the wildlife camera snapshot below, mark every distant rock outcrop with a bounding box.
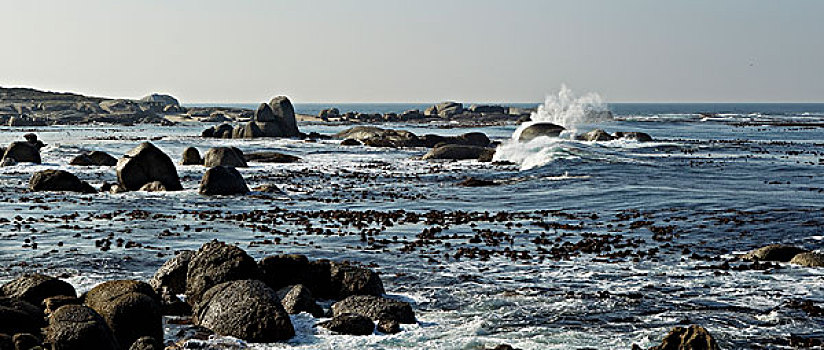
[202,96,301,139]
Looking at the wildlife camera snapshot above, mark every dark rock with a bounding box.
[29,170,96,194]
[331,262,385,299]
[44,296,80,315]
[578,129,615,142]
[0,298,43,335]
[376,319,400,334]
[455,132,491,147]
[422,145,495,161]
[211,124,234,139]
[457,177,496,187]
[790,252,824,267]
[46,305,119,350]
[198,166,249,196]
[332,295,415,324]
[116,142,182,192]
[428,102,463,117]
[138,181,167,192]
[742,244,807,262]
[518,122,565,142]
[180,147,202,165]
[648,325,719,350]
[244,151,301,163]
[469,105,506,114]
[259,255,335,299]
[140,94,179,106]
[318,313,374,336]
[203,147,247,168]
[253,103,277,122]
[319,108,340,119]
[83,280,162,349]
[1,274,76,309]
[3,142,40,164]
[200,127,215,138]
[269,96,299,137]
[127,336,161,350]
[232,121,264,139]
[277,284,323,317]
[194,279,294,342]
[614,131,653,142]
[251,184,285,195]
[69,151,117,166]
[185,241,261,306]
[334,126,418,148]
[341,139,361,146]
[0,333,11,350]
[157,287,191,316]
[150,250,195,295]
[12,333,41,350]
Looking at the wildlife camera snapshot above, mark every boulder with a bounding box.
[138,181,167,192]
[70,151,117,166]
[127,336,161,350]
[253,103,277,122]
[193,279,294,342]
[12,333,41,350]
[319,108,340,119]
[198,166,249,196]
[232,121,264,139]
[200,127,215,138]
[269,96,299,137]
[140,94,179,107]
[44,296,80,315]
[116,142,183,192]
[3,141,40,164]
[180,147,202,165]
[332,295,415,324]
[341,139,362,146]
[614,131,653,142]
[330,262,385,299]
[790,252,824,267]
[455,132,491,147]
[0,298,43,335]
[518,122,565,142]
[318,313,374,336]
[149,250,195,295]
[29,170,97,194]
[1,274,76,308]
[422,145,496,161]
[742,244,807,262]
[377,319,400,334]
[244,151,301,163]
[185,241,261,306]
[203,147,247,168]
[277,284,323,317]
[83,280,162,349]
[469,105,506,114]
[258,255,334,299]
[646,325,719,350]
[212,124,234,139]
[333,126,418,148]
[0,335,8,350]
[432,102,463,118]
[46,305,119,350]
[578,129,615,142]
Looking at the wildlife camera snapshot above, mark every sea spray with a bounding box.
[495,85,612,170]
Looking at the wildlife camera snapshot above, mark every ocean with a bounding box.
[1,100,823,349]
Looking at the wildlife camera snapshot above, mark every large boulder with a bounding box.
[232,121,265,139]
[518,122,565,142]
[198,166,249,196]
[331,295,416,324]
[422,145,495,161]
[645,325,719,350]
[116,142,183,192]
[70,151,118,166]
[0,297,43,335]
[149,250,195,295]
[180,147,202,165]
[2,141,40,164]
[29,170,97,194]
[790,252,824,267]
[318,313,374,336]
[46,305,119,350]
[202,147,247,168]
[212,124,235,139]
[1,274,76,308]
[185,241,261,306]
[742,244,807,262]
[330,262,385,299]
[83,280,162,349]
[258,255,334,299]
[269,96,299,137]
[277,284,323,317]
[193,279,294,342]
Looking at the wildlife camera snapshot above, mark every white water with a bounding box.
[495,85,613,170]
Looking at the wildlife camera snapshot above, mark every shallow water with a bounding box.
[1,107,823,349]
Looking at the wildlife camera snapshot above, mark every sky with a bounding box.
[1,0,822,103]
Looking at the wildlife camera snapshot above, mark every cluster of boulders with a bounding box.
[314,102,531,124]
[201,96,300,139]
[334,126,497,162]
[516,122,653,143]
[0,87,181,126]
[1,133,45,166]
[741,244,824,267]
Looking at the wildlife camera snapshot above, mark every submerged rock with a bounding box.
[194,279,294,342]
[116,142,183,192]
[790,252,824,267]
[318,313,374,336]
[422,145,495,161]
[69,151,118,166]
[46,305,119,350]
[518,122,565,142]
[331,295,415,324]
[613,131,653,142]
[29,170,97,194]
[185,241,261,306]
[244,151,301,163]
[742,244,807,262]
[198,166,249,196]
[578,129,615,141]
[457,177,497,187]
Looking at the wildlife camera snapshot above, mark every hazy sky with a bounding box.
[1,0,822,103]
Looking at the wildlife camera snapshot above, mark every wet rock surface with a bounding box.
[332,295,416,324]
[116,142,182,191]
[318,313,374,335]
[29,170,96,194]
[198,166,249,196]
